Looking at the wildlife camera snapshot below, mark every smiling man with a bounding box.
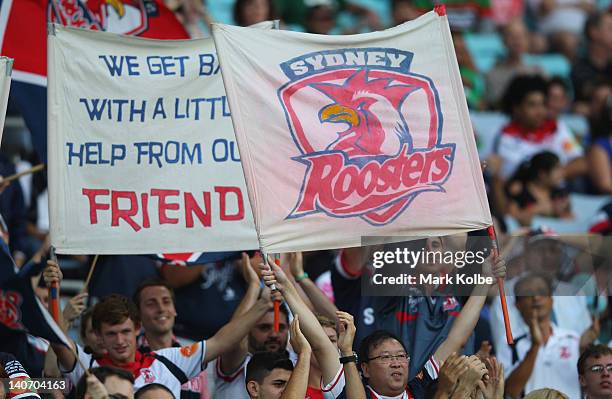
[133,279,203,399]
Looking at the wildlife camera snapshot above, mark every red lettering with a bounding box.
[402,153,424,187]
[111,191,140,231]
[82,188,110,224]
[215,186,244,221]
[184,192,211,227]
[333,167,358,201]
[141,193,150,229]
[151,189,180,225]
[357,162,378,197]
[295,153,345,213]
[431,148,452,180]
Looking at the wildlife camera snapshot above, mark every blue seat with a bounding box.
[463,33,505,73]
[523,54,571,78]
[469,111,508,159]
[207,0,235,24]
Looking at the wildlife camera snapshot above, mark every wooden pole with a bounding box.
[3,164,44,183]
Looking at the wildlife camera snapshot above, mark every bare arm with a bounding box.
[289,252,338,321]
[564,156,588,180]
[505,315,542,398]
[588,146,612,194]
[434,256,506,364]
[337,311,366,399]
[205,287,274,364]
[280,315,312,399]
[43,347,61,378]
[219,253,263,375]
[262,259,341,386]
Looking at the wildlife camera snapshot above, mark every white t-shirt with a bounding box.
[60,342,207,399]
[496,119,583,179]
[497,326,581,398]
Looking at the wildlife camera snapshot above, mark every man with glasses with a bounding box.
[358,330,428,399]
[578,345,612,399]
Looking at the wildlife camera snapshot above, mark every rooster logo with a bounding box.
[314,69,418,157]
[279,48,456,225]
[48,0,150,35]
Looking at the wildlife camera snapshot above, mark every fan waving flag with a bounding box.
[0,0,188,162]
[212,8,492,253]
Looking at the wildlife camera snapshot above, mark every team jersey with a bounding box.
[60,341,206,399]
[495,119,583,179]
[322,357,439,399]
[137,332,209,399]
[497,326,581,398]
[331,252,467,379]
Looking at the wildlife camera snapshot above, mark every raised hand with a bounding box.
[63,292,88,324]
[336,311,356,355]
[43,260,63,287]
[289,315,312,355]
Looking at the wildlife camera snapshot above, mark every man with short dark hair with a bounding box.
[577,345,612,399]
[245,352,294,399]
[44,260,276,399]
[133,279,206,399]
[75,366,135,399]
[499,273,596,398]
[135,383,175,399]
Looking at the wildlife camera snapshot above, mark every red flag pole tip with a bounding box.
[273,255,281,333]
[434,4,446,16]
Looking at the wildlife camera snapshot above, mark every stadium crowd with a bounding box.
[1,0,612,398]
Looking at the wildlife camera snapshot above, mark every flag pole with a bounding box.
[273,254,281,333]
[488,225,513,345]
[3,164,44,183]
[48,246,61,324]
[81,255,99,294]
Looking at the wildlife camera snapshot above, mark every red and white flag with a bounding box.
[213,8,492,253]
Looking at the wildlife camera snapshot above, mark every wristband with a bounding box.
[295,272,309,282]
[339,353,358,364]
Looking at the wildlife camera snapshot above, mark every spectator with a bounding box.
[305,3,337,35]
[44,259,276,398]
[499,273,597,398]
[578,344,612,399]
[135,383,176,399]
[246,315,311,399]
[495,75,585,180]
[133,279,209,399]
[571,10,612,107]
[547,77,571,120]
[527,0,595,60]
[505,151,572,226]
[489,236,592,355]
[233,0,275,27]
[486,19,541,109]
[80,307,108,357]
[75,366,135,399]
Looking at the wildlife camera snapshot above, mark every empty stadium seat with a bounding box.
[463,32,505,73]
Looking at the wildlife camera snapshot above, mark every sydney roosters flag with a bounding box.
[213,9,492,252]
[0,0,188,161]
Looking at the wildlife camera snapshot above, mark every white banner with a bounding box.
[48,24,266,254]
[213,10,492,253]
[0,57,12,147]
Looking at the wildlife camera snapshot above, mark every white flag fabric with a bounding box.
[213,10,492,253]
[48,24,266,254]
[0,57,12,147]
